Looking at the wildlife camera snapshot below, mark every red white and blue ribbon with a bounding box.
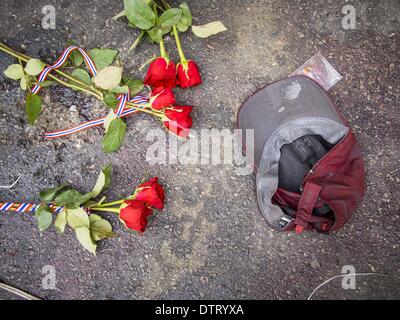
[0,202,64,213]
[31,46,97,94]
[31,46,149,139]
[44,93,148,139]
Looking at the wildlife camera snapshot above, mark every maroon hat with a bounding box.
[237,76,365,233]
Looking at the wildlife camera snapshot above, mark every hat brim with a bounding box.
[237,76,345,170]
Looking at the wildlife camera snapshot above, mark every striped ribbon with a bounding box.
[31,46,97,94]
[0,202,64,213]
[44,94,148,139]
[31,45,149,139]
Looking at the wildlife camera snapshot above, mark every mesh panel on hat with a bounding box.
[256,117,348,229]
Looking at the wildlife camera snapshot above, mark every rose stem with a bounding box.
[161,0,170,9]
[154,2,165,12]
[89,207,120,214]
[160,0,187,63]
[159,38,168,60]
[125,102,164,118]
[152,3,168,61]
[93,199,125,208]
[172,25,187,63]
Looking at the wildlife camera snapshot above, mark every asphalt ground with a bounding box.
[0,0,399,299]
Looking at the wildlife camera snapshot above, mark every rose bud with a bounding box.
[150,87,176,110]
[119,200,152,233]
[135,177,166,210]
[144,57,177,89]
[176,60,202,89]
[162,106,193,138]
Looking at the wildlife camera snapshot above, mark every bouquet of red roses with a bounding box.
[0,42,195,152]
[118,0,227,135]
[0,165,166,255]
[0,1,226,153]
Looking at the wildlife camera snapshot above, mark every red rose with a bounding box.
[150,87,176,110]
[135,177,166,210]
[163,106,193,138]
[119,200,152,233]
[176,60,202,89]
[144,57,177,89]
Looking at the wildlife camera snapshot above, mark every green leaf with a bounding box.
[159,8,182,28]
[4,64,24,80]
[147,24,171,43]
[71,68,91,85]
[91,164,112,198]
[102,164,112,190]
[26,93,42,125]
[123,77,144,96]
[89,214,102,223]
[104,110,117,132]
[192,21,227,38]
[54,209,67,234]
[20,77,27,90]
[111,85,129,94]
[147,26,163,43]
[88,48,118,70]
[40,185,68,202]
[123,0,155,30]
[90,218,115,241]
[75,227,97,255]
[93,66,122,90]
[180,3,192,25]
[103,92,119,109]
[35,204,53,232]
[177,2,192,32]
[176,22,189,33]
[102,117,126,153]
[69,51,84,67]
[24,59,45,76]
[128,81,144,96]
[54,189,92,209]
[66,207,90,229]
